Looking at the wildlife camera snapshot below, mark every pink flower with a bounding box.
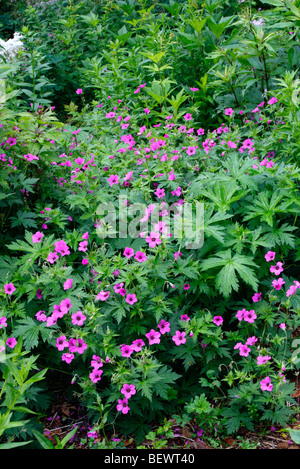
[131,339,145,352]
[260,376,273,391]
[35,311,47,322]
[91,355,103,369]
[183,113,192,121]
[56,335,69,351]
[213,316,223,326]
[270,262,284,276]
[68,338,87,354]
[89,369,103,383]
[257,355,271,365]
[238,344,251,357]
[76,89,83,95]
[123,247,134,258]
[62,353,75,364]
[4,283,16,295]
[144,108,150,114]
[0,316,7,328]
[158,319,170,334]
[135,251,147,262]
[246,336,258,346]
[146,329,161,345]
[145,231,161,248]
[121,384,136,399]
[172,330,186,346]
[116,398,130,414]
[107,174,119,186]
[243,310,257,324]
[121,344,134,357]
[272,277,285,290]
[180,314,190,323]
[82,232,89,240]
[47,252,59,264]
[268,97,277,105]
[236,308,247,321]
[125,293,137,305]
[32,231,44,243]
[78,240,88,252]
[155,187,165,199]
[225,108,234,116]
[252,293,262,302]
[279,323,286,330]
[36,289,43,299]
[6,337,17,348]
[265,251,276,262]
[96,290,110,301]
[183,283,190,290]
[54,240,70,256]
[190,87,199,92]
[71,311,86,326]
[63,279,73,290]
[82,258,89,265]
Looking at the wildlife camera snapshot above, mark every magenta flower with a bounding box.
[183,113,192,121]
[260,376,273,391]
[252,292,262,302]
[89,369,103,383]
[4,283,16,295]
[91,355,103,369]
[76,88,83,95]
[236,308,247,321]
[246,336,258,346]
[146,329,161,345]
[56,335,69,351]
[238,344,251,357]
[47,252,59,264]
[172,330,186,346]
[32,231,44,243]
[96,290,110,301]
[134,251,147,262]
[145,231,161,248]
[180,314,190,322]
[116,398,130,414]
[125,293,138,305]
[213,316,223,326]
[71,311,86,326]
[54,240,70,256]
[62,353,75,364]
[243,310,257,324]
[272,277,285,290]
[121,384,136,399]
[35,311,47,322]
[63,279,73,290]
[121,344,134,358]
[157,319,170,334]
[257,355,272,365]
[131,339,145,352]
[190,87,199,92]
[107,174,119,186]
[268,97,277,105]
[69,338,87,354]
[225,107,234,116]
[123,247,134,258]
[0,316,7,329]
[82,231,89,240]
[183,283,190,290]
[270,262,284,275]
[78,240,88,252]
[6,337,17,348]
[265,251,276,262]
[154,187,165,199]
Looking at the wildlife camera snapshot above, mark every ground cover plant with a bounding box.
[0,0,300,449]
